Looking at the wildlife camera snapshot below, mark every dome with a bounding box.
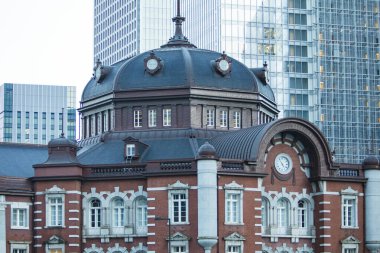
[363,155,380,168]
[198,141,217,159]
[81,8,275,103]
[81,47,275,103]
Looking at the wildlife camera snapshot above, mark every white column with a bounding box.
[365,169,380,252]
[197,159,218,252]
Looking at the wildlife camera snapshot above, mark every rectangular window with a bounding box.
[258,44,276,55]
[126,144,135,157]
[226,192,242,224]
[12,249,27,253]
[289,45,308,57]
[206,109,215,127]
[148,109,157,127]
[172,246,186,253]
[227,245,241,253]
[288,13,307,25]
[285,61,308,73]
[34,112,38,129]
[47,196,64,227]
[11,207,28,229]
[289,77,308,89]
[289,29,307,41]
[263,27,276,39]
[137,205,147,227]
[233,111,241,128]
[134,109,142,127]
[171,192,187,223]
[288,0,306,9]
[220,110,228,127]
[163,108,172,126]
[290,94,309,105]
[342,197,357,228]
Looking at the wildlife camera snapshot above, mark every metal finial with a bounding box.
[160,0,196,48]
[177,0,180,17]
[60,108,65,138]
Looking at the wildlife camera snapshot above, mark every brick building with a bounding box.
[0,5,379,253]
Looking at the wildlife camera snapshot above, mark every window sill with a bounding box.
[224,222,244,226]
[11,226,29,230]
[45,225,65,228]
[171,222,190,225]
[341,226,359,229]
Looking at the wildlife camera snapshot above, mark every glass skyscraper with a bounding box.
[0,83,76,144]
[93,0,379,163]
[180,0,380,164]
[94,0,174,65]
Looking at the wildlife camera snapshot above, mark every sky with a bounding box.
[0,0,93,106]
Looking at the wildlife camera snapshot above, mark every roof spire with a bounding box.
[161,0,196,48]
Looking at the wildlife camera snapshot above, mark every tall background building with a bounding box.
[93,0,380,164]
[0,83,76,144]
[94,0,174,65]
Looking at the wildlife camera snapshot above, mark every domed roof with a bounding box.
[81,47,275,103]
[198,141,217,159]
[363,155,380,168]
[82,5,275,103]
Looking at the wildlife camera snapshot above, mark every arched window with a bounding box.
[112,198,125,227]
[298,200,308,228]
[90,198,101,228]
[261,197,270,233]
[134,196,148,234]
[277,198,290,228]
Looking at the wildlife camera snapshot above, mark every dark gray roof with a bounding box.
[210,123,274,161]
[77,128,224,165]
[81,47,275,104]
[0,143,48,177]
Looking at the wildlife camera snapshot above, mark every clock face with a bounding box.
[146,58,158,70]
[274,153,292,174]
[218,59,230,72]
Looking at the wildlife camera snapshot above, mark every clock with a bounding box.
[146,58,159,71]
[144,51,162,75]
[215,52,232,76]
[218,59,230,72]
[274,153,293,174]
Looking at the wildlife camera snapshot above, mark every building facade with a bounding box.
[94,0,174,65]
[0,83,76,144]
[180,0,380,164]
[0,6,378,253]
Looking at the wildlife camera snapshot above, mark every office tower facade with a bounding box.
[0,83,76,144]
[181,0,380,164]
[93,0,174,65]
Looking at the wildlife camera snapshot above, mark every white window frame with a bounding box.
[224,182,244,225]
[148,109,157,127]
[10,243,29,253]
[261,197,270,233]
[163,108,172,126]
[297,200,308,228]
[232,111,241,128]
[341,236,360,253]
[112,197,125,227]
[126,144,136,157]
[220,110,228,127]
[46,194,64,227]
[168,182,189,225]
[134,109,142,128]
[277,198,290,233]
[341,196,357,228]
[224,233,245,253]
[11,203,29,229]
[135,197,148,230]
[89,198,102,228]
[225,191,243,224]
[206,109,215,127]
[171,245,187,253]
